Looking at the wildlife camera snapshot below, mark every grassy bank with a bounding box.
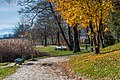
[101,43,120,53]
[67,43,120,80]
[0,66,17,80]
[36,46,90,56]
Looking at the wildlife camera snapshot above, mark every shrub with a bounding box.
[0,39,41,62]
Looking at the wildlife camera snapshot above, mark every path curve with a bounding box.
[3,56,85,80]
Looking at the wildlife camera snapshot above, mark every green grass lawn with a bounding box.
[36,46,90,56]
[80,44,90,47]
[101,43,120,53]
[66,43,120,80]
[0,66,17,80]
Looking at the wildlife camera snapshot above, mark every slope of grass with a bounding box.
[0,66,17,80]
[66,43,120,80]
[36,46,90,56]
[101,43,120,53]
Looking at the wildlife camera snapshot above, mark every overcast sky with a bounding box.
[0,2,20,37]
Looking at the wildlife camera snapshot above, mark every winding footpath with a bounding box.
[3,56,87,80]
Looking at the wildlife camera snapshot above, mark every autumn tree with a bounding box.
[51,0,113,54]
[49,0,81,52]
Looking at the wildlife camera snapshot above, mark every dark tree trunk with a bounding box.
[44,35,47,46]
[44,26,47,46]
[89,21,100,54]
[73,25,80,52]
[90,35,94,52]
[0,55,2,63]
[86,28,90,44]
[68,27,73,50]
[99,2,105,48]
[85,28,90,50]
[58,22,72,50]
[57,30,60,46]
[100,29,105,48]
[89,24,93,52]
[99,19,105,48]
[93,35,100,54]
[85,35,88,50]
[97,31,100,53]
[51,37,54,45]
[117,37,119,43]
[41,40,44,45]
[49,2,72,51]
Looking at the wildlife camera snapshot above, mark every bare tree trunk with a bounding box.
[85,35,88,50]
[68,27,73,51]
[97,31,100,53]
[0,55,2,62]
[89,21,100,54]
[51,37,54,45]
[89,24,94,52]
[41,40,44,45]
[73,25,80,52]
[57,30,60,46]
[90,35,93,52]
[100,29,105,48]
[44,35,47,46]
[117,37,119,43]
[98,0,105,48]
[44,26,47,46]
[85,28,90,50]
[86,28,90,44]
[93,35,100,54]
[99,21,105,48]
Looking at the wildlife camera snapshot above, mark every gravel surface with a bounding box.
[3,56,87,80]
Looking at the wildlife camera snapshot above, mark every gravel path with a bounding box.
[3,56,86,80]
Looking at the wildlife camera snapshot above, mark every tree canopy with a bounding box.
[50,0,112,32]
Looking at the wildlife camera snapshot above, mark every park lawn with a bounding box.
[81,44,90,47]
[36,46,90,56]
[0,66,17,80]
[66,43,120,80]
[101,43,120,53]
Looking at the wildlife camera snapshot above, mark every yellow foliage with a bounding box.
[51,0,113,34]
[104,27,109,32]
[48,0,54,2]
